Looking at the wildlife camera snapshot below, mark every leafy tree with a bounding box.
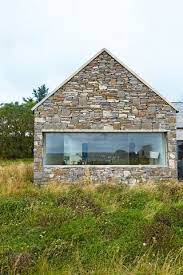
[23,84,49,103]
[22,96,35,103]
[33,84,49,103]
[0,84,49,159]
[0,101,34,159]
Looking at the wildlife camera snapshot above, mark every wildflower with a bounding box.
[152,237,157,243]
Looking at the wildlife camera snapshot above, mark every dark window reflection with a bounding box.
[44,133,166,166]
[177,141,183,180]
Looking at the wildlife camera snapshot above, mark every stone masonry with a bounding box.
[33,50,177,184]
[172,102,183,141]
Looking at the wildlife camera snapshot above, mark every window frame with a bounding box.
[42,130,168,167]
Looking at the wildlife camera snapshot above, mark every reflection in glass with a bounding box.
[44,132,166,166]
[177,141,183,179]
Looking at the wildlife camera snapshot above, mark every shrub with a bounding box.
[157,181,183,202]
[0,250,34,274]
[117,190,151,210]
[57,188,103,216]
[143,222,173,250]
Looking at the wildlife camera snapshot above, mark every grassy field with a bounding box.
[0,162,183,274]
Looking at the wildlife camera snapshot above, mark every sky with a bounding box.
[0,0,183,103]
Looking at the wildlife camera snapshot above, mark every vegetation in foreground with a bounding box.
[0,162,183,274]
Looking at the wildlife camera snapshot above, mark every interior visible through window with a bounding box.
[43,132,166,166]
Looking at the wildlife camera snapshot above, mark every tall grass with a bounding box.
[0,162,182,274]
[0,162,33,195]
[35,249,183,275]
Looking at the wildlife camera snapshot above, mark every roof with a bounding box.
[32,48,177,112]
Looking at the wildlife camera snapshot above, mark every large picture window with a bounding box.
[44,132,166,166]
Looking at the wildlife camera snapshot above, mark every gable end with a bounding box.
[31,48,177,112]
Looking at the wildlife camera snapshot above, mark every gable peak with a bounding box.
[32,48,177,112]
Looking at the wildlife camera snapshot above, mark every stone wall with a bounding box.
[34,50,177,184]
[172,102,183,141]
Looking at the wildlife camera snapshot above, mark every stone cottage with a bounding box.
[32,48,177,184]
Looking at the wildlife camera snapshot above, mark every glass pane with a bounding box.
[63,133,129,165]
[128,133,165,165]
[44,132,166,166]
[177,141,183,160]
[177,141,183,179]
[44,133,64,165]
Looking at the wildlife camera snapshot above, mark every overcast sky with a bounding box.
[0,0,183,103]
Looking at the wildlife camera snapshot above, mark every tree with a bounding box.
[0,84,49,159]
[23,84,49,103]
[22,96,34,103]
[33,84,49,103]
[0,101,34,159]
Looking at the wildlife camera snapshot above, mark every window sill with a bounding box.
[43,164,168,168]
[42,129,169,133]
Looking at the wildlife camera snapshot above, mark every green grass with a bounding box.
[0,162,183,274]
[0,158,33,166]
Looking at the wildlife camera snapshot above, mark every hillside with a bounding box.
[0,162,183,274]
